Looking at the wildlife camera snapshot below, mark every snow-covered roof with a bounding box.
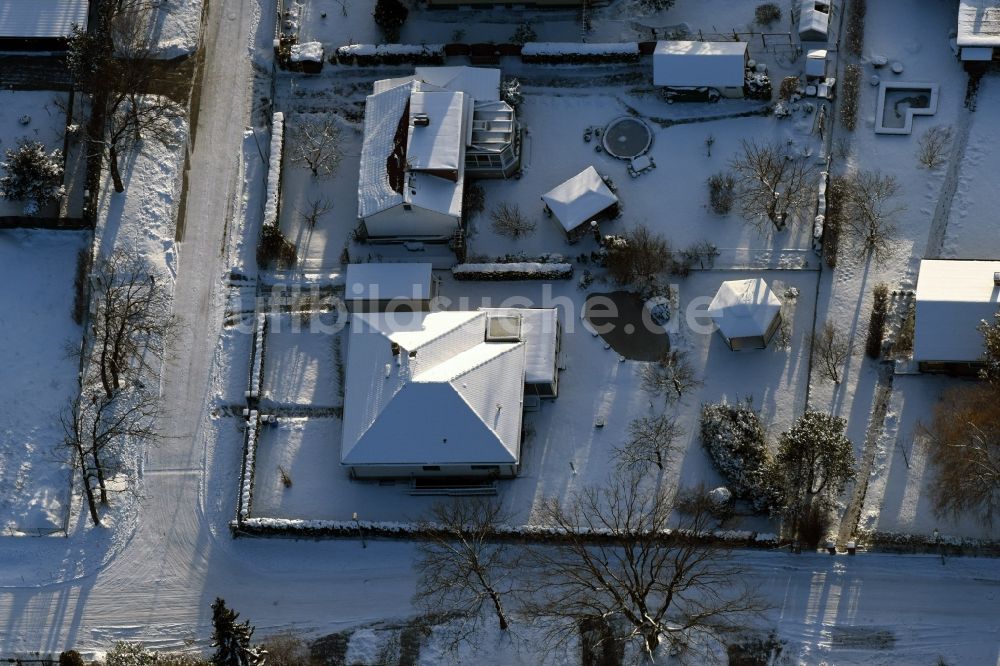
[414,66,501,103]
[341,312,525,467]
[798,1,830,39]
[541,166,619,233]
[914,260,1000,362]
[481,308,559,384]
[0,1,88,39]
[707,279,781,340]
[406,91,465,174]
[345,263,434,302]
[653,41,748,89]
[358,80,466,221]
[958,1,1000,46]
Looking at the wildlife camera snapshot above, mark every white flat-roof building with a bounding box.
[914,259,1000,372]
[957,1,1000,61]
[341,311,527,479]
[653,41,749,99]
[707,279,782,351]
[541,166,619,239]
[344,263,437,312]
[0,0,88,50]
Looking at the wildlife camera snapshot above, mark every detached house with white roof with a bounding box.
[358,67,520,243]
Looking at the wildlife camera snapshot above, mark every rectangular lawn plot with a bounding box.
[260,313,342,408]
[0,230,86,533]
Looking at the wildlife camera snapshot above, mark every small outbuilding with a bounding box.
[957,1,1000,61]
[344,263,437,312]
[481,307,562,398]
[653,41,749,99]
[913,259,1000,373]
[798,1,831,43]
[805,50,828,78]
[707,279,782,351]
[541,166,620,241]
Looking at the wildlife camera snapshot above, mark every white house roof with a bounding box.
[415,66,501,103]
[358,80,466,221]
[407,90,466,173]
[0,1,88,39]
[798,0,830,39]
[541,166,619,233]
[914,260,1000,362]
[653,41,748,89]
[345,263,434,301]
[958,1,1000,46]
[341,311,526,467]
[707,279,782,340]
[481,308,559,384]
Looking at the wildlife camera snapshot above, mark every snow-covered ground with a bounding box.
[0,90,68,218]
[0,229,86,534]
[150,0,204,59]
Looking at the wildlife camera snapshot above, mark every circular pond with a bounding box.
[602,116,653,159]
[584,291,670,362]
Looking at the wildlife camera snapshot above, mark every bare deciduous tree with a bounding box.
[62,387,159,525]
[926,385,1000,526]
[289,115,343,178]
[729,140,818,232]
[604,224,671,286]
[917,125,953,169]
[640,350,700,405]
[978,312,1000,387]
[614,414,682,472]
[524,473,766,659]
[490,202,535,239]
[414,499,521,641]
[89,250,173,398]
[811,321,851,383]
[840,170,903,265]
[298,197,333,228]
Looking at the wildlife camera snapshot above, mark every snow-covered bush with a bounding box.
[263,112,284,228]
[754,3,782,26]
[490,202,535,239]
[708,172,735,215]
[521,42,640,63]
[373,0,408,42]
[700,400,781,513]
[452,262,573,281]
[0,139,64,216]
[105,641,157,666]
[500,76,524,111]
[334,43,445,65]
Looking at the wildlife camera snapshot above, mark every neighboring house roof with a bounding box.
[481,308,560,384]
[653,41,748,89]
[358,80,466,221]
[414,66,501,103]
[914,259,1000,362]
[341,311,526,467]
[407,90,466,174]
[541,166,619,233]
[345,263,434,301]
[0,1,88,39]
[707,278,782,340]
[957,1,1000,46]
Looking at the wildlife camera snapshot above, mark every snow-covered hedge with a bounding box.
[452,262,573,281]
[263,112,284,230]
[333,43,445,65]
[247,313,267,401]
[857,530,1000,556]
[700,400,781,513]
[238,411,260,522]
[521,42,639,63]
[286,41,324,73]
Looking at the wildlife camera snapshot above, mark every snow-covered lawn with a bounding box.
[260,312,341,408]
[0,229,86,534]
[0,90,68,218]
[150,0,204,59]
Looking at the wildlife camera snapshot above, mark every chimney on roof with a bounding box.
[412,113,430,127]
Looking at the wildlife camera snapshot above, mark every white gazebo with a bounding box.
[541,166,619,240]
[707,279,782,350]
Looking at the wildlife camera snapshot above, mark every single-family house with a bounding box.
[541,166,620,241]
[0,0,89,51]
[344,263,438,312]
[913,259,1000,373]
[707,278,782,350]
[957,1,1000,61]
[341,311,527,479]
[798,1,831,43]
[653,41,749,99]
[358,67,520,242]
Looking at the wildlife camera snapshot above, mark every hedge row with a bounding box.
[332,43,445,65]
[330,41,642,66]
[840,64,861,131]
[865,283,889,359]
[452,262,573,281]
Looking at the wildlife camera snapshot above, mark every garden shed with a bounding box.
[707,279,782,351]
[913,259,1000,373]
[653,41,749,99]
[541,166,619,240]
[798,1,831,43]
